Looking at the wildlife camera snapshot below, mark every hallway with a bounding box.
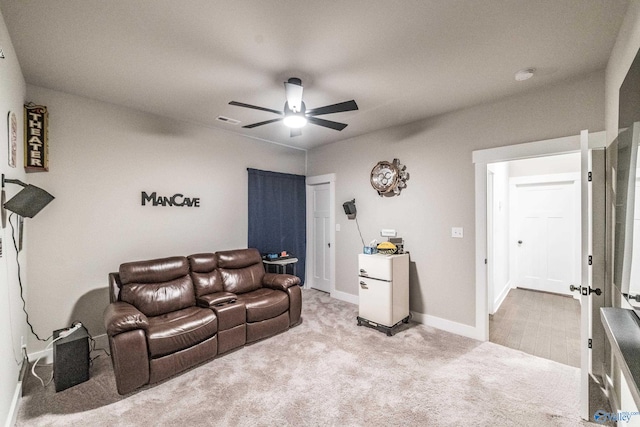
[490,288,581,367]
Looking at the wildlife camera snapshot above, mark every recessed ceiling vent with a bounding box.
[216,116,240,125]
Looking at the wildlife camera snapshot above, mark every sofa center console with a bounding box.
[213,300,246,354]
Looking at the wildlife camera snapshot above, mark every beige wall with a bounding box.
[23,85,306,354]
[307,70,605,328]
[0,7,27,426]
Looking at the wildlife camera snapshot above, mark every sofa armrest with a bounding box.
[262,273,301,291]
[104,301,149,336]
[109,272,122,303]
[196,291,238,308]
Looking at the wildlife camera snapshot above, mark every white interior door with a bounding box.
[311,183,331,292]
[514,176,580,296]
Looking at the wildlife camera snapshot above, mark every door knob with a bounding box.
[569,285,581,293]
[359,281,368,289]
[518,240,523,244]
[587,287,602,296]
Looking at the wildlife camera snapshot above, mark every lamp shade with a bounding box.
[4,185,54,218]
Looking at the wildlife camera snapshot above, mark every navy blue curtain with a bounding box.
[247,168,306,283]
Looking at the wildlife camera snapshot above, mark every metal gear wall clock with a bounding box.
[370,158,409,196]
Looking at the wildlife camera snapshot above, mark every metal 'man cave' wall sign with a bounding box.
[141,191,200,207]
[24,104,49,172]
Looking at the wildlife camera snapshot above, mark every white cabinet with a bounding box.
[357,253,409,335]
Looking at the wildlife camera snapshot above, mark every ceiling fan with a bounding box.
[229,77,358,137]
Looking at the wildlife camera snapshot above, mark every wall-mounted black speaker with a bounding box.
[343,199,356,220]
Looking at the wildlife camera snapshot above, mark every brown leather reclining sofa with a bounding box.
[103,248,301,394]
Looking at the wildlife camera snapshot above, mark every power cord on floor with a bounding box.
[31,335,64,387]
[89,332,110,366]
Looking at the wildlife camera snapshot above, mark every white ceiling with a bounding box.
[0,1,629,150]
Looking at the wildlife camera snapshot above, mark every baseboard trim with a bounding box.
[5,381,21,427]
[330,290,358,305]
[27,347,52,363]
[411,311,483,341]
[492,280,512,314]
[327,291,482,340]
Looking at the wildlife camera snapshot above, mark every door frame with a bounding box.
[472,130,606,341]
[306,174,336,294]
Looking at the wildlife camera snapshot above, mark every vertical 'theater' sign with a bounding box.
[24,104,49,172]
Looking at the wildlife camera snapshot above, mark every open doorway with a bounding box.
[474,131,607,420]
[487,153,582,367]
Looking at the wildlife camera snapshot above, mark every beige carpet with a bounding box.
[17,289,600,426]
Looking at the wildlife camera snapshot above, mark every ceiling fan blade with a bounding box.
[229,101,283,116]
[306,100,358,116]
[243,118,283,129]
[307,116,348,131]
[290,128,302,137]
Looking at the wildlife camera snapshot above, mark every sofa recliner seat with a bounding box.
[235,288,289,323]
[104,248,301,394]
[214,248,300,343]
[146,306,218,357]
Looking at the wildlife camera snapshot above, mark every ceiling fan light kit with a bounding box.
[284,77,304,113]
[283,114,307,128]
[229,77,358,137]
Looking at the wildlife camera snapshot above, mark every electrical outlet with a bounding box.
[451,227,464,238]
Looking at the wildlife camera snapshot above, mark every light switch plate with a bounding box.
[451,227,463,238]
[335,223,341,232]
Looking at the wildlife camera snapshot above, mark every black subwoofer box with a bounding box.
[53,327,90,392]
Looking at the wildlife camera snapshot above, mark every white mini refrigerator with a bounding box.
[357,253,409,336]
